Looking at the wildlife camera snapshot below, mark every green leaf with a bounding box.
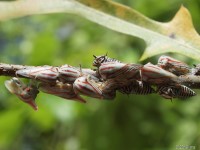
[0,0,200,60]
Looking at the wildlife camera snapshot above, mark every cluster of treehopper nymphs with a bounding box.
[3,55,200,110]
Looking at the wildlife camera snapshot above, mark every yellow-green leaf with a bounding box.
[0,0,200,61]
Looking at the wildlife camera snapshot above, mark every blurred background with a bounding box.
[0,0,200,149]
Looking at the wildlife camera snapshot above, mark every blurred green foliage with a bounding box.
[0,0,200,150]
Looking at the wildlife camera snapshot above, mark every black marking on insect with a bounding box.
[157,85,196,99]
[118,81,155,95]
[93,54,120,67]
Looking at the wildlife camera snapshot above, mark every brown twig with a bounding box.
[1,62,200,89]
[0,63,30,77]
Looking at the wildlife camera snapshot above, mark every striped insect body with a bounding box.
[118,81,155,95]
[178,85,196,98]
[141,63,178,85]
[39,82,86,103]
[99,62,142,80]
[73,75,103,99]
[16,66,59,84]
[157,85,196,99]
[98,79,119,99]
[5,78,39,110]
[91,78,117,100]
[58,65,81,83]
[73,75,116,100]
[157,55,190,76]
[58,65,99,83]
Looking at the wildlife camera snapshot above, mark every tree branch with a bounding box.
[1,61,200,89]
[0,63,30,77]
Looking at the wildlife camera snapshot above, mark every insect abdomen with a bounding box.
[119,81,155,95]
[158,85,196,99]
[177,85,196,98]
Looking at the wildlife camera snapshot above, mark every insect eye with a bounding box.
[99,56,105,63]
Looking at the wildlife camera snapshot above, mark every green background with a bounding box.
[0,0,200,149]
